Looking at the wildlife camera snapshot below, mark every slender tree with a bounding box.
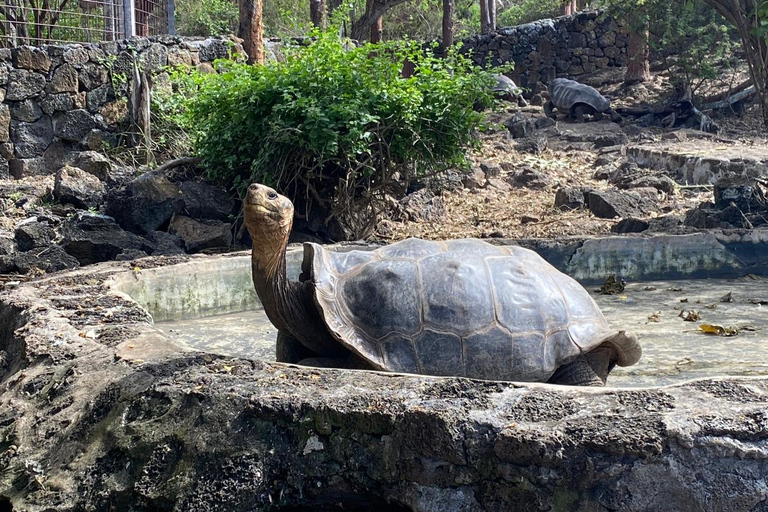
[479,0,490,33]
[703,0,768,127]
[350,0,410,40]
[625,20,651,84]
[442,0,454,47]
[310,0,326,27]
[239,0,264,64]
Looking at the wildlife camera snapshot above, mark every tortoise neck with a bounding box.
[250,220,300,336]
[250,226,339,355]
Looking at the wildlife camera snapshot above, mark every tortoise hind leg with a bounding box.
[544,100,557,119]
[547,344,618,386]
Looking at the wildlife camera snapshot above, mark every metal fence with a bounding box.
[0,0,174,47]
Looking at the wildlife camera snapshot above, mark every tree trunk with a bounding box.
[310,0,326,28]
[239,0,264,65]
[370,15,383,42]
[625,25,650,84]
[442,0,454,47]
[350,0,409,41]
[488,0,496,32]
[561,0,576,16]
[479,0,490,34]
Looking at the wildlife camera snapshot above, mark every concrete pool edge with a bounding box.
[110,229,768,322]
[0,232,766,510]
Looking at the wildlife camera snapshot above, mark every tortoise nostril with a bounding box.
[248,184,259,191]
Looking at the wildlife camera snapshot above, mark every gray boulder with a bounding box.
[14,218,56,251]
[554,187,587,210]
[168,215,232,252]
[0,245,78,273]
[11,116,53,158]
[53,165,106,209]
[60,212,156,265]
[53,109,98,142]
[586,189,657,219]
[178,180,236,222]
[105,172,183,234]
[145,230,186,256]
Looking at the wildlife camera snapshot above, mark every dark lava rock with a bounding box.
[586,189,657,219]
[593,132,629,148]
[105,171,183,234]
[60,212,156,265]
[508,167,548,189]
[53,164,106,209]
[479,163,502,179]
[74,151,135,187]
[646,215,685,233]
[535,117,556,129]
[398,189,447,222]
[627,175,676,195]
[554,187,587,210]
[145,230,186,256]
[178,180,236,222]
[505,113,534,139]
[462,168,486,190]
[714,178,764,212]
[514,134,548,155]
[0,235,14,255]
[115,249,150,261]
[611,217,650,233]
[168,215,232,252]
[0,245,78,273]
[14,219,55,251]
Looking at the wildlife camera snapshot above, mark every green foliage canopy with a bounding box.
[174,31,496,238]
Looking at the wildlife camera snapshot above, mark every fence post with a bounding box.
[167,0,175,35]
[123,0,137,38]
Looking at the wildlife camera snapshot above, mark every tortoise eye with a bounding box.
[267,192,278,200]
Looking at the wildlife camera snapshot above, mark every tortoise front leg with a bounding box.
[572,104,590,123]
[547,344,618,386]
[276,330,317,363]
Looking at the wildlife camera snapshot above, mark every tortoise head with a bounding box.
[243,184,294,274]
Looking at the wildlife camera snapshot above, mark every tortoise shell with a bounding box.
[304,238,639,381]
[550,78,612,113]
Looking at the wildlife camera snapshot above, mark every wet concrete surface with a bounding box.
[158,277,768,387]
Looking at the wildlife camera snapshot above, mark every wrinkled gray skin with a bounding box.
[545,77,622,123]
[245,185,641,386]
[492,74,528,107]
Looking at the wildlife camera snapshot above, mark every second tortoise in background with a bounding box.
[545,78,622,123]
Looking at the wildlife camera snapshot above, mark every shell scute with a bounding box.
[414,329,464,377]
[339,258,421,340]
[419,252,495,335]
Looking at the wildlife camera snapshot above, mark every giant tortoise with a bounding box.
[244,183,641,385]
[492,74,528,107]
[544,78,622,123]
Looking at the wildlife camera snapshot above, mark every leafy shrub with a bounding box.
[497,0,562,29]
[177,31,496,239]
[175,0,239,37]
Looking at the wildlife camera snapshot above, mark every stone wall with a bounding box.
[0,35,246,180]
[461,11,627,91]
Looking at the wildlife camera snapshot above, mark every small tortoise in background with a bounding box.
[244,184,641,386]
[492,74,528,107]
[545,78,622,123]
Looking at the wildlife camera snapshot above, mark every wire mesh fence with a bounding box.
[0,0,173,47]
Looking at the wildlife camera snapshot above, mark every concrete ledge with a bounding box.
[1,260,768,511]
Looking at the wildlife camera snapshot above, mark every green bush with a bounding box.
[497,0,562,29]
[177,31,496,239]
[175,0,239,37]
